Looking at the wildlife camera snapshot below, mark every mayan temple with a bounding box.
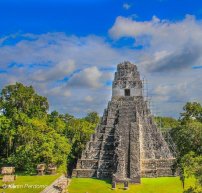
[72,61,176,183]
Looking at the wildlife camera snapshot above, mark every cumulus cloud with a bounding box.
[68,66,103,88]
[49,86,72,97]
[109,15,202,72]
[1,15,202,118]
[148,44,202,72]
[0,32,128,117]
[32,59,75,82]
[154,83,189,103]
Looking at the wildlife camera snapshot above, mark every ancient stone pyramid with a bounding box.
[73,61,176,183]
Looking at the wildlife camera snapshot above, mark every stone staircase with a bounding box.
[72,101,118,178]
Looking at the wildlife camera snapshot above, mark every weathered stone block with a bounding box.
[141,169,157,178]
[77,160,98,169]
[72,169,97,178]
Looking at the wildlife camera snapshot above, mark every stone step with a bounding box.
[119,106,136,109]
[141,169,157,178]
[77,159,98,169]
[97,139,114,143]
[103,127,115,134]
[156,168,175,177]
[103,135,114,142]
[97,171,113,178]
[88,141,102,149]
[81,150,100,159]
[141,167,174,177]
[99,152,114,160]
[106,116,116,119]
[141,159,175,169]
[95,135,115,142]
[119,115,136,119]
[119,111,136,114]
[72,169,97,178]
[119,112,136,115]
[119,114,136,118]
[120,105,136,108]
[94,148,101,151]
[98,161,114,170]
[119,109,136,111]
[97,169,114,172]
[119,113,136,116]
[119,109,136,112]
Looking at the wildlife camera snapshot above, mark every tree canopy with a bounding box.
[169,102,202,193]
[0,82,48,118]
[155,116,179,131]
[0,83,98,174]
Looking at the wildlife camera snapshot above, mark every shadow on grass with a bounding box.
[93,178,112,185]
[15,171,38,176]
[72,177,112,185]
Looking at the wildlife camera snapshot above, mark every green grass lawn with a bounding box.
[0,174,60,193]
[68,177,196,193]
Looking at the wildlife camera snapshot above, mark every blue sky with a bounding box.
[1,0,202,117]
[1,0,202,36]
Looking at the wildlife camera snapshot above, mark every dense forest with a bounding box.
[156,103,202,193]
[0,83,201,192]
[0,82,99,175]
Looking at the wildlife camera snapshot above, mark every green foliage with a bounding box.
[171,120,202,157]
[0,82,96,175]
[0,82,48,118]
[1,115,71,173]
[48,111,66,134]
[169,102,202,192]
[66,117,95,175]
[170,102,202,157]
[183,187,199,193]
[180,102,202,122]
[181,152,202,192]
[154,116,179,131]
[84,111,100,125]
[0,115,12,158]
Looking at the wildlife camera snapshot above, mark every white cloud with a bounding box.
[109,15,199,42]
[68,66,103,88]
[109,14,202,74]
[123,3,131,10]
[49,86,72,97]
[154,83,188,102]
[109,15,202,73]
[1,15,202,118]
[0,33,127,117]
[32,59,75,82]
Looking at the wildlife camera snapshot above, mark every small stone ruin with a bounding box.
[47,164,57,175]
[1,167,16,182]
[37,164,46,175]
[73,61,176,183]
